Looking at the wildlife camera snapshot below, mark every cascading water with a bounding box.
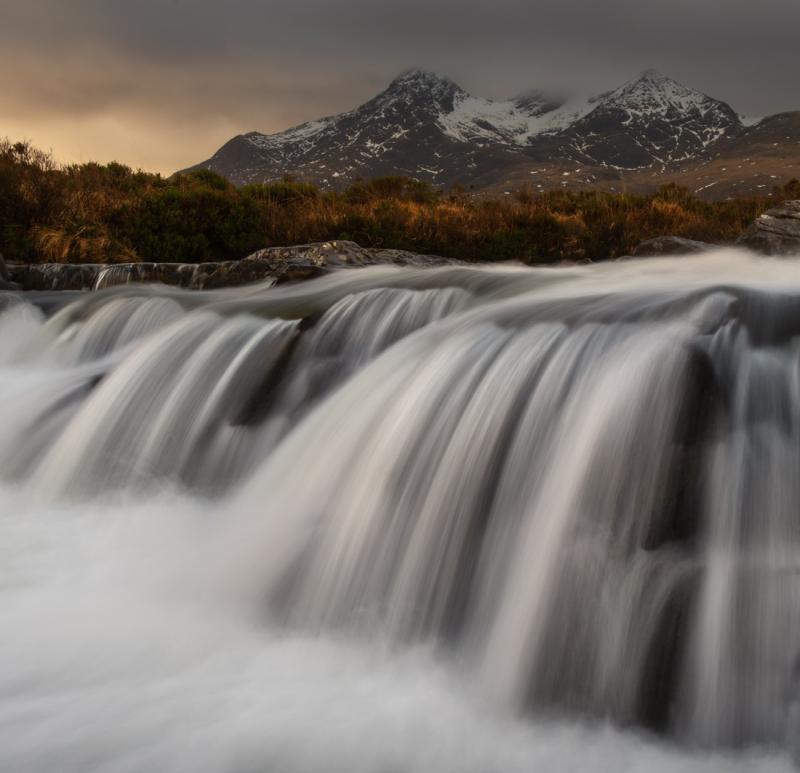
[0,251,798,772]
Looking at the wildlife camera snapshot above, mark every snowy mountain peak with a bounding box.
[389,69,451,86]
[604,69,726,117]
[385,70,464,100]
[637,68,670,83]
[559,69,743,169]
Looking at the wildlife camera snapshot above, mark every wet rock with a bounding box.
[6,263,104,292]
[631,236,715,258]
[636,573,698,734]
[0,253,21,291]
[736,200,800,256]
[6,241,461,292]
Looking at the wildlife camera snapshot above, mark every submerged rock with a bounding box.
[736,200,800,255]
[631,236,715,258]
[5,241,460,292]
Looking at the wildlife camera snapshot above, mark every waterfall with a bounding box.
[1,250,799,769]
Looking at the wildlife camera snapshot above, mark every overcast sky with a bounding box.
[2,0,798,174]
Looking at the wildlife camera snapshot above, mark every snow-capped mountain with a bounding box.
[189,69,799,197]
[196,70,530,189]
[552,69,743,169]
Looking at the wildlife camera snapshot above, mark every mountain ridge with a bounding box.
[188,69,800,199]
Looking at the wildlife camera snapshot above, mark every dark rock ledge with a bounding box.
[5,241,461,292]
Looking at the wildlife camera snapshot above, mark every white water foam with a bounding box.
[0,485,791,773]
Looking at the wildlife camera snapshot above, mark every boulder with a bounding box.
[736,201,800,256]
[631,236,715,258]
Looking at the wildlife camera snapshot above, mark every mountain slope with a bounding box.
[189,69,799,198]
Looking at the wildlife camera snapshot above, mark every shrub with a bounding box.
[117,188,265,263]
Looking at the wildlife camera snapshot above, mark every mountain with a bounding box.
[194,70,531,189]
[548,69,742,169]
[189,69,800,198]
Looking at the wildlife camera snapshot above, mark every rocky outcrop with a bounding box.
[736,201,800,256]
[5,241,460,292]
[0,253,21,291]
[631,236,715,258]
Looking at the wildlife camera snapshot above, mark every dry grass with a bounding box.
[31,226,139,264]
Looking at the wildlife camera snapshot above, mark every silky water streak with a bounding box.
[0,250,798,771]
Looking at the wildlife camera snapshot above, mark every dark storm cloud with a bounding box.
[2,0,798,171]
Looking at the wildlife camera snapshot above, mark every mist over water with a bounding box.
[0,250,798,771]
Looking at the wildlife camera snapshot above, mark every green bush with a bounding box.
[117,188,265,263]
